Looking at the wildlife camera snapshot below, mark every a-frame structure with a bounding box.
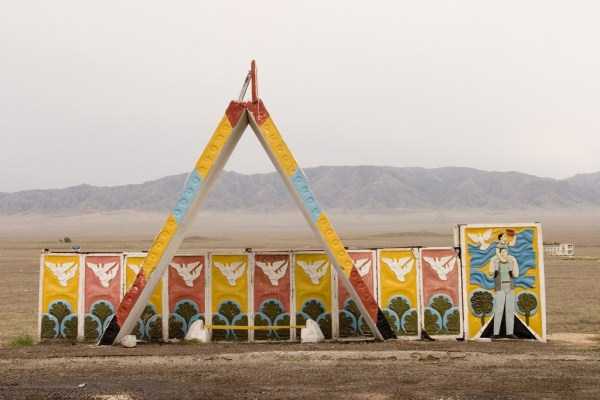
[100,61,395,344]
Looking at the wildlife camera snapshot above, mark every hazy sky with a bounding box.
[1,1,599,192]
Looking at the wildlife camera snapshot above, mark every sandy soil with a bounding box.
[1,212,599,399]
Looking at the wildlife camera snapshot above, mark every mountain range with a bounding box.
[1,166,599,215]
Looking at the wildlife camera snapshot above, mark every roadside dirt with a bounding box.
[1,339,599,400]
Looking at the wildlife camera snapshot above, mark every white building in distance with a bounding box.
[544,242,575,257]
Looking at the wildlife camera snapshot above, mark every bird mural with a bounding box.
[297,259,329,285]
[87,261,119,288]
[171,261,203,287]
[214,261,246,286]
[255,259,288,286]
[467,229,493,250]
[423,255,456,281]
[128,263,142,276]
[353,257,372,278]
[46,262,77,287]
[382,257,414,282]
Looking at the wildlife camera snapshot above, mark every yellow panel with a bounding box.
[211,254,249,341]
[315,214,354,276]
[40,254,80,339]
[257,117,298,176]
[194,115,233,179]
[463,226,543,339]
[379,249,419,336]
[294,253,332,338]
[211,254,249,314]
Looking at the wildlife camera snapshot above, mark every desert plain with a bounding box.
[0,210,599,399]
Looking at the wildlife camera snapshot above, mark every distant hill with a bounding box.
[1,166,599,214]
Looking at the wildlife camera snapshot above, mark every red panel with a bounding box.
[253,253,291,312]
[168,255,206,313]
[84,255,122,312]
[420,248,460,306]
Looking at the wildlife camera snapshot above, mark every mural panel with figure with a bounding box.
[168,254,206,339]
[253,252,292,341]
[294,252,333,339]
[210,253,250,341]
[460,223,546,341]
[419,248,462,339]
[124,253,165,342]
[83,254,123,341]
[39,253,82,340]
[378,248,421,339]
[337,250,376,338]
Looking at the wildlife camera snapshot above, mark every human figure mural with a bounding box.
[461,224,546,341]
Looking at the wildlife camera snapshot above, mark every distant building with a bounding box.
[544,242,575,257]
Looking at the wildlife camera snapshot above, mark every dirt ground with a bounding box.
[1,213,599,399]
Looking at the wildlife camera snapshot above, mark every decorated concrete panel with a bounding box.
[39,253,81,340]
[419,248,462,339]
[294,252,333,339]
[124,253,164,341]
[168,254,206,339]
[378,248,421,338]
[210,253,250,341]
[337,250,376,338]
[83,254,123,341]
[253,252,292,341]
[460,223,546,341]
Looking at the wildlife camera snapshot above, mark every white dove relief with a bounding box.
[298,259,329,285]
[382,257,414,282]
[46,262,77,287]
[423,255,456,281]
[256,259,288,286]
[353,257,372,277]
[87,262,119,288]
[467,229,493,250]
[128,263,142,276]
[215,261,246,286]
[171,261,203,287]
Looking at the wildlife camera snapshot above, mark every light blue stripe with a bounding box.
[172,170,203,224]
[291,169,322,222]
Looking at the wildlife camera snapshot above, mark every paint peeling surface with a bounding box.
[124,255,164,342]
[294,252,333,339]
[253,253,292,341]
[210,254,249,341]
[83,254,122,341]
[168,255,206,339]
[338,251,376,337]
[420,248,462,338]
[461,224,546,341]
[40,254,80,340]
[378,249,420,338]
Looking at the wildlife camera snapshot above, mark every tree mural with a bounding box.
[296,299,331,339]
[253,299,289,341]
[84,301,115,341]
[384,295,417,336]
[425,294,460,335]
[212,300,247,341]
[424,308,442,334]
[169,300,202,339]
[444,308,460,334]
[41,301,77,340]
[339,299,370,337]
[516,292,538,325]
[470,290,494,327]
